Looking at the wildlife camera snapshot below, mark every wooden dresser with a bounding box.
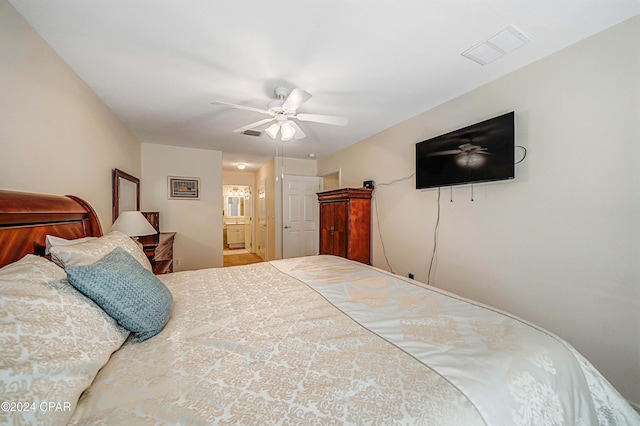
[317,188,372,264]
[139,232,176,274]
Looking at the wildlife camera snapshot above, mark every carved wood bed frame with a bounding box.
[0,190,103,268]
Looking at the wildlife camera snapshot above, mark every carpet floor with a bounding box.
[223,252,264,267]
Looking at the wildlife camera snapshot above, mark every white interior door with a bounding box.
[282,175,321,259]
[256,179,267,260]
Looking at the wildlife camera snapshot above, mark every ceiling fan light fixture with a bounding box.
[280,122,295,141]
[265,123,280,139]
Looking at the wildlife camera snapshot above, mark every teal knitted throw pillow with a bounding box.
[66,247,173,341]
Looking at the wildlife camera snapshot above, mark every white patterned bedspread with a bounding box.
[69,255,639,425]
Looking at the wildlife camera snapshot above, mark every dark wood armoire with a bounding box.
[317,187,372,264]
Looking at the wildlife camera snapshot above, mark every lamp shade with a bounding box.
[265,123,280,139]
[112,211,157,237]
[280,122,295,141]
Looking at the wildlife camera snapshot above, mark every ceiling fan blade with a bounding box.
[288,121,307,140]
[295,113,348,126]
[211,101,272,115]
[232,118,275,133]
[282,88,312,111]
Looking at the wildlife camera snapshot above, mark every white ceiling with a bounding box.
[9,0,640,171]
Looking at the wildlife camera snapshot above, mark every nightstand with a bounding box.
[139,232,176,274]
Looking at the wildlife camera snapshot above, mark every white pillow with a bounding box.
[45,235,97,255]
[50,231,152,271]
[0,255,129,426]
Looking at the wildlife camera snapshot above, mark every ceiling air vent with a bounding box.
[462,24,532,66]
[241,129,262,137]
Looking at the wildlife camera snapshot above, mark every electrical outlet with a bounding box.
[174,259,180,267]
[408,273,414,279]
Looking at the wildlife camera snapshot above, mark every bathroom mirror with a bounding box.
[226,196,245,217]
[112,168,140,222]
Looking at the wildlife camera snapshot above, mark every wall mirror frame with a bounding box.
[112,168,140,222]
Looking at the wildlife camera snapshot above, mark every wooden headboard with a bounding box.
[0,190,103,268]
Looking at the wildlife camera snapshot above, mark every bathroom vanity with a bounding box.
[226,223,245,249]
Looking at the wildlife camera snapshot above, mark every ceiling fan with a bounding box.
[211,87,348,141]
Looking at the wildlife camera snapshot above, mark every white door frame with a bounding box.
[256,179,268,260]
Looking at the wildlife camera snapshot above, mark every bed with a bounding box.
[1,189,638,425]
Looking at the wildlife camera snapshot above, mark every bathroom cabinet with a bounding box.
[227,224,245,249]
[317,188,372,264]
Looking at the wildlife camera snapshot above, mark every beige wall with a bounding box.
[0,0,141,228]
[223,170,255,187]
[282,157,318,176]
[319,16,640,406]
[141,143,223,271]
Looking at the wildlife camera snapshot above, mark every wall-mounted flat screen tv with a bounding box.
[415,112,515,190]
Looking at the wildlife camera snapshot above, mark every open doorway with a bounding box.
[222,185,253,255]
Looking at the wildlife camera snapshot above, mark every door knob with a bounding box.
[284,225,291,229]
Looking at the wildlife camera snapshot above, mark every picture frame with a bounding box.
[168,176,200,200]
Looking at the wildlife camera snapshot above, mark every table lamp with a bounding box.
[111,211,157,247]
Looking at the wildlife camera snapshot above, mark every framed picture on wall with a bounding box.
[168,176,200,200]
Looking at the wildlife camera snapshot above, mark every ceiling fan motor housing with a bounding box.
[273,86,289,99]
[268,99,285,113]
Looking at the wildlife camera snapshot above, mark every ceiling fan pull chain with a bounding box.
[275,145,279,182]
[280,142,285,180]
[450,186,454,203]
[470,184,474,202]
